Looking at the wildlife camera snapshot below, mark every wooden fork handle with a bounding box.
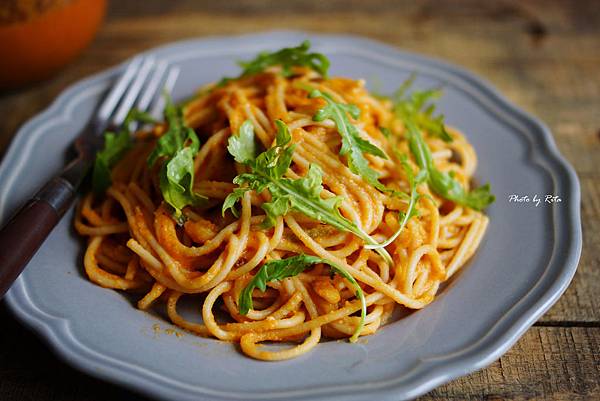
[0,176,76,298]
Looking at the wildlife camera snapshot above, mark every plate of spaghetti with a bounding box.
[1,32,581,401]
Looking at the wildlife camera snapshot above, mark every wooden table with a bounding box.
[1,1,598,400]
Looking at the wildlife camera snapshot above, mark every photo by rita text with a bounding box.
[508,194,562,207]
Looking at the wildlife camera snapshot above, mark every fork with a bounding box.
[0,57,179,298]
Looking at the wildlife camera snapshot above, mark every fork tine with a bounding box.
[111,56,156,126]
[136,60,168,113]
[150,66,180,119]
[95,56,144,130]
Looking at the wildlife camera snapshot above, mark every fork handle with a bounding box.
[0,176,76,298]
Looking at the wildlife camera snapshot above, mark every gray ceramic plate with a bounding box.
[1,31,581,401]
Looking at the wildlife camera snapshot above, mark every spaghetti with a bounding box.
[75,45,491,361]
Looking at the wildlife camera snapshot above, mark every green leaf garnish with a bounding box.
[393,74,453,142]
[405,118,494,210]
[147,94,206,221]
[226,120,258,164]
[224,119,393,265]
[308,88,391,193]
[218,40,330,86]
[238,254,366,342]
[92,109,155,194]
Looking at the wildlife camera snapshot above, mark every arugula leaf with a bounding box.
[308,88,390,193]
[147,95,206,221]
[224,119,393,265]
[405,118,495,210]
[218,40,330,86]
[92,131,130,194]
[159,147,197,219]
[393,74,453,142]
[239,254,366,342]
[92,109,155,194]
[147,97,198,166]
[227,120,258,164]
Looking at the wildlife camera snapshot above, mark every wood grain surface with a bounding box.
[0,1,598,400]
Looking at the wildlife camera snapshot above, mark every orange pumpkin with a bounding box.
[0,0,107,89]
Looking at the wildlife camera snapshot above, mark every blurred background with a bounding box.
[0,1,599,400]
